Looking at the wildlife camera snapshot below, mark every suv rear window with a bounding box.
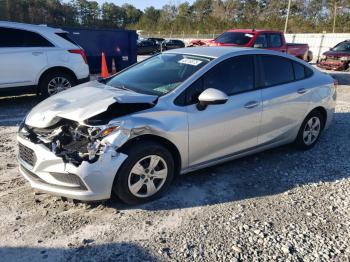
[0,27,54,47]
[56,33,79,46]
[215,32,254,45]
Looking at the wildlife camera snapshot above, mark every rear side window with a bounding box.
[268,34,282,48]
[260,55,294,87]
[0,27,54,47]
[56,33,79,46]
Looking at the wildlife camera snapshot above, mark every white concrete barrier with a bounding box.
[285,33,350,62]
[181,34,350,62]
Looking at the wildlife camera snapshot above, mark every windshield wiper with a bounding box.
[114,84,133,92]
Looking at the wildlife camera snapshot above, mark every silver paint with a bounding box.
[18,47,336,200]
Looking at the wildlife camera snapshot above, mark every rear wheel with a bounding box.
[39,71,76,98]
[294,110,324,150]
[113,141,174,205]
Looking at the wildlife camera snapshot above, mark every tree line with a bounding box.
[1,0,350,34]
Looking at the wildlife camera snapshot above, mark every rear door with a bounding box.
[186,55,262,166]
[0,27,51,88]
[258,55,313,145]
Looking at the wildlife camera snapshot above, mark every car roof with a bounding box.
[164,47,312,65]
[0,21,66,34]
[165,46,259,58]
[226,29,282,34]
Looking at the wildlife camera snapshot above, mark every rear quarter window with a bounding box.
[56,33,79,46]
[293,61,313,80]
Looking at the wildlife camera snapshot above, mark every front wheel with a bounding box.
[113,141,174,205]
[294,110,324,150]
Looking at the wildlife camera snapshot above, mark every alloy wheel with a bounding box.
[47,77,71,95]
[128,155,168,198]
[303,116,321,145]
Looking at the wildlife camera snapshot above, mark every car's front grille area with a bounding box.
[325,56,340,63]
[50,172,88,190]
[20,165,88,191]
[18,143,37,167]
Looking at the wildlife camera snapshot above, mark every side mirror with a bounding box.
[197,88,228,111]
[253,43,264,48]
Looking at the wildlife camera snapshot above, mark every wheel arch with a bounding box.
[117,134,182,176]
[37,66,78,91]
[308,106,327,129]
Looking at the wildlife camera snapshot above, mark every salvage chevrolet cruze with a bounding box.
[17,47,336,204]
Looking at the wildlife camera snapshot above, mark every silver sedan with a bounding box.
[17,47,336,204]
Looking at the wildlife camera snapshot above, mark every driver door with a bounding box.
[186,55,262,166]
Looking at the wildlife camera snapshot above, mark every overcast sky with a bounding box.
[63,0,195,10]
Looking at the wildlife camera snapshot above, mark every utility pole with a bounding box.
[284,0,292,33]
[332,2,337,33]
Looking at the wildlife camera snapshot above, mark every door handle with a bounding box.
[244,101,259,109]
[297,88,308,94]
[32,51,43,56]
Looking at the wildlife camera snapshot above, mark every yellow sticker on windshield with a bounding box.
[179,58,203,66]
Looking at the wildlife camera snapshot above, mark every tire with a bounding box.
[113,141,174,205]
[294,110,324,150]
[39,70,76,98]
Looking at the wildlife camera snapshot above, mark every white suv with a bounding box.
[0,21,90,97]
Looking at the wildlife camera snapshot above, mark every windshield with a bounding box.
[106,53,211,96]
[333,41,350,52]
[215,32,255,45]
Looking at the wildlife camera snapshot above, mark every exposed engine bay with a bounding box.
[19,101,156,166]
[20,119,105,166]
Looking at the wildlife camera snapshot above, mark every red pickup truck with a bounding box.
[189,29,312,61]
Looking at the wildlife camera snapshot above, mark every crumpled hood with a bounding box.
[25,81,158,128]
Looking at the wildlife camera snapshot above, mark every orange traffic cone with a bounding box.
[111,58,117,75]
[100,52,109,78]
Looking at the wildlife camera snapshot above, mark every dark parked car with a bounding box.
[162,39,185,50]
[146,37,165,45]
[137,39,159,55]
[317,40,350,71]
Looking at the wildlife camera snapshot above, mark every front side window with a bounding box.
[0,27,53,47]
[203,55,255,95]
[259,55,294,87]
[181,55,255,105]
[214,32,255,45]
[268,34,282,48]
[106,53,211,96]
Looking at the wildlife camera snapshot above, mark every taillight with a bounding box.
[69,49,88,64]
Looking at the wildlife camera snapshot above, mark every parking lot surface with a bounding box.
[0,70,349,261]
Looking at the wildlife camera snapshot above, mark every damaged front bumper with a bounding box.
[17,125,129,201]
[317,61,348,71]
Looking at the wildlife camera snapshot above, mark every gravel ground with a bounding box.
[0,70,349,262]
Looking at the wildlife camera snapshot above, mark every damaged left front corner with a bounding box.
[20,118,131,167]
